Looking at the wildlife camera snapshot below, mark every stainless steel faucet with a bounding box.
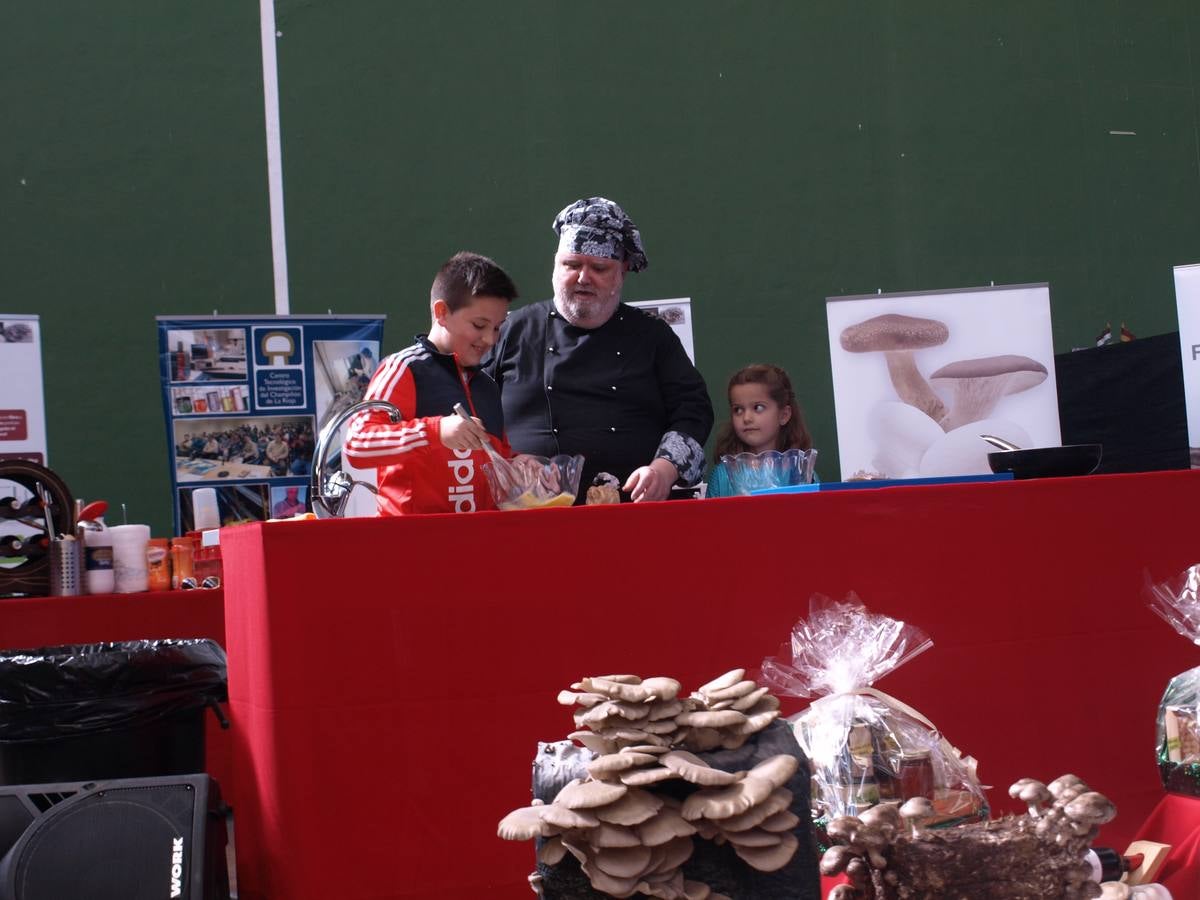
[309,400,402,518]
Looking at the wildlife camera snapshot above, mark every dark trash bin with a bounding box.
[0,639,227,785]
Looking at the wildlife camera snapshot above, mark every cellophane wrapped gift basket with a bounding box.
[761,595,987,844]
[1148,563,1200,797]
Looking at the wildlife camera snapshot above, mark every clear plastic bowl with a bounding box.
[720,448,819,496]
[483,454,584,510]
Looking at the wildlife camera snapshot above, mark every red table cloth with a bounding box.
[1133,792,1200,896]
[221,469,1200,899]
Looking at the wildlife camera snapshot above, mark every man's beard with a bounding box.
[555,286,620,328]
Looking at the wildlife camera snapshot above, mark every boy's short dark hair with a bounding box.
[431,251,519,312]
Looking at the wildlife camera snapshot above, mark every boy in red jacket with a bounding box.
[344,252,517,514]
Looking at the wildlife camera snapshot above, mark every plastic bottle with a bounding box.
[146,538,171,592]
[170,537,195,589]
[83,519,115,595]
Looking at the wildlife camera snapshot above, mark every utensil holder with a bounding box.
[49,538,82,597]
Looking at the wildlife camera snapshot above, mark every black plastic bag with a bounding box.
[0,639,226,742]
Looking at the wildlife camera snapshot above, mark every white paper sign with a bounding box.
[628,298,695,363]
[0,314,47,465]
[826,284,1061,481]
[1174,264,1200,468]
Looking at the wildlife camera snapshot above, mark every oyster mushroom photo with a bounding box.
[929,354,1049,431]
[839,314,950,422]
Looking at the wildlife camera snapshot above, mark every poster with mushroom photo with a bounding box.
[628,298,695,363]
[1174,264,1200,468]
[826,284,1061,481]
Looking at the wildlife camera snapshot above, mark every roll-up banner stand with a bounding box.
[158,315,385,535]
[826,283,1061,482]
[1175,265,1200,468]
[0,315,47,466]
[0,315,48,573]
[627,298,695,364]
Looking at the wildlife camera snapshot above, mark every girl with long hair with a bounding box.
[707,364,812,498]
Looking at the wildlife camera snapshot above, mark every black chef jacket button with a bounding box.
[610,426,616,432]
[548,346,555,353]
[546,385,553,391]
[616,351,622,356]
[553,428,559,434]
[610,385,616,391]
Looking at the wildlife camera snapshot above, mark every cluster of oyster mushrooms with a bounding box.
[498,670,801,899]
[561,670,781,755]
[821,774,1117,900]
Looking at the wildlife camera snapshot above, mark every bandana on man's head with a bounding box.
[552,197,648,273]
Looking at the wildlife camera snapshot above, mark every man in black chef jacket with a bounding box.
[485,196,713,502]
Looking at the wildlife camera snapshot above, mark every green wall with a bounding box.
[7,1,1200,534]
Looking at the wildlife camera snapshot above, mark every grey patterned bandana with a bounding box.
[552,197,648,273]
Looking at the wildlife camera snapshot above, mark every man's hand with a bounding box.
[439,414,488,451]
[623,457,678,503]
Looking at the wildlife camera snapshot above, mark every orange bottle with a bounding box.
[146,538,171,592]
[170,537,195,589]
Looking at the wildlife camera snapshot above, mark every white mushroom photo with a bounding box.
[929,354,1048,431]
[865,402,946,479]
[826,284,1063,481]
[917,417,1032,477]
[839,313,950,422]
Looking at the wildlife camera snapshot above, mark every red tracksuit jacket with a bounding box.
[343,337,510,515]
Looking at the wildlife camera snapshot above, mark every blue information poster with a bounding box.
[157,315,385,534]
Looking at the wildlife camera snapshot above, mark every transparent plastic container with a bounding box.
[720,448,819,495]
[483,454,584,510]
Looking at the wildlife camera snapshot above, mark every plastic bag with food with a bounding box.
[482,454,584,511]
[761,594,986,824]
[1147,563,1200,795]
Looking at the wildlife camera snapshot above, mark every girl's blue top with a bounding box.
[706,460,734,498]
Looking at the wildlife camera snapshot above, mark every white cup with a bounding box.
[110,524,151,593]
[83,520,115,594]
[192,488,220,532]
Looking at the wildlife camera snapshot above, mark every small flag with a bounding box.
[1120,322,1135,343]
[1096,322,1113,347]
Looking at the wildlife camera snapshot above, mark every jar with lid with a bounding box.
[898,749,935,800]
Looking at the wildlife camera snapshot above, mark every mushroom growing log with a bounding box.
[821,774,1117,898]
[514,713,818,899]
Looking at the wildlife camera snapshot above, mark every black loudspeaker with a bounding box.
[0,774,228,900]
